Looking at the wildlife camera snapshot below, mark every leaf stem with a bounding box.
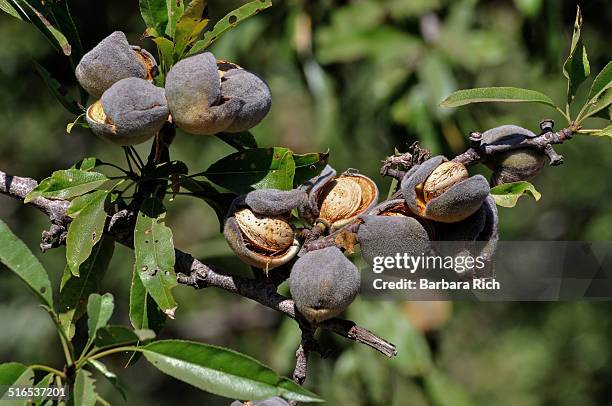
[29,364,67,379]
[77,346,140,369]
[556,106,571,123]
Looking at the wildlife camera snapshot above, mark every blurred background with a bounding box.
[1,0,612,404]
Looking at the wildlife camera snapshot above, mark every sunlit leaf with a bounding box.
[440,87,556,108]
[134,198,177,316]
[0,364,33,401]
[165,0,185,39]
[490,181,541,208]
[85,293,115,350]
[205,147,295,194]
[140,0,168,37]
[14,0,71,55]
[0,220,53,307]
[72,369,97,406]
[587,60,612,100]
[141,340,323,402]
[24,169,108,203]
[0,0,22,20]
[187,0,272,56]
[129,266,166,333]
[174,0,208,57]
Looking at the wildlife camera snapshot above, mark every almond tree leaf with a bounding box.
[165,0,185,39]
[0,220,53,307]
[59,237,114,340]
[0,0,23,19]
[581,125,612,139]
[87,360,127,401]
[65,190,109,276]
[141,340,323,402]
[587,60,612,100]
[439,87,557,108]
[71,157,100,171]
[24,170,108,203]
[72,369,97,406]
[85,293,115,350]
[139,0,168,37]
[293,151,329,187]
[581,88,612,121]
[32,372,53,406]
[14,0,71,55]
[129,265,167,332]
[205,147,295,194]
[562,6,590,104]
[0,365,34,401]
[66,113,89,134]
[216,131,258,150]
[187,0,272,56]
[94,325,155,350]
[152,36,175,71]
[34,61,82,116]
[490,181,542,208]
[134,198,177,315]
[174,0,208,57]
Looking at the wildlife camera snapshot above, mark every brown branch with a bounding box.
[0,170,397,359]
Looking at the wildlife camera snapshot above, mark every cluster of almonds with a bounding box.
[77,31,271,144]
[223,156,498,324]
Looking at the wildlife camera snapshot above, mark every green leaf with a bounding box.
[72,157,99,172]
[14,0,71,55]
[205,147,295,194]
[34,61,82,116]
[141,340,323,402]
[25,170,108,203]
[134,198,177,316]
[0,364,33,403]
[65,190,109,276]
[152,36,175,71]
[66,113,88,134]
[187,0,272,56]
[587,60,612,100]
[581,88,612,121]
[580,125,612,139]
[87,360,127,401]
[165,0,185,39]
[129,266,166,332]
[0,0,23,20]
[292,151,329,187]
[216,132,258,151]
[72,369,96,406]
[86,293,114,350]
[562,6,590,104]
[0,220,53,307]
[59,237,114,340]
[47,0,84,63]
[490,181,542,208]
[32,373,54,406]
[174,0,208,57]
[94,325,155,350]
[439,87,557,108]
[139,0,168,37]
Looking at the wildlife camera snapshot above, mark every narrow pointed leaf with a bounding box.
[187,0,272,56]
[562,6,590,103]
[141,340,323,402]
[0,220,53,307]
[34,62,82,116]
[174,0,208,57]
[205,147,295,193]
[66,190,109,276]
[94,325,155,350]
[588,60,612,99]
[581,88,612,121]
[139,0,168,37]
[129,266,166,332]
[24,170,108,203]
[134,198,177,315]
[580,126,612,139]
[490,181,541,208]
[165,0,185,38]
[87,360,127,401]
[0,0,23,19]
[32,373,54,406]
[14,0,71,55]
[440,87,556,108]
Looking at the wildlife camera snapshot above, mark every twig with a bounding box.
[0,170,398,359]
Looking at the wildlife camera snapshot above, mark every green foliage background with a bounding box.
[1,0,612,404]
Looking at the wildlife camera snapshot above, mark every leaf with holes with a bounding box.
[205,147,295,194]
[440,87,557,109]
[66,190,109,276]
[134,198,177,317]
[165,0,185,39]
[59,237,114,340]
[129,265,167,333]
[174,0,208,57]
[141,340,323,402]
[0,220,53,307]
[562,6,590,104]
[24,169,108,203]
[293,151,329,187]
[490,181,541,208]
[187,0,272,55]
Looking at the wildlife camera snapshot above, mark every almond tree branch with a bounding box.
[0,169,397,359]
